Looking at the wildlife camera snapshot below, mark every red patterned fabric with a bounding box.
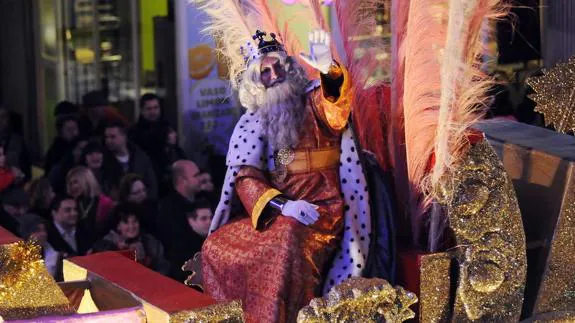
[202,93,347,323]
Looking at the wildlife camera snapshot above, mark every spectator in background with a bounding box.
[44,114,80,173]
[81,140,120,198]
[117,173,158,237]
[26,177,55,221]
[66,167,115,245]
[0,189,30,236]
[129,93,170,168]
[93,204,169,275]
[79,90,128,140]
[0,143,24,194]
[0,106,31,181]
[46,195,91,260]
[157,126,187,197]
[158,160,211,281]
[167,198,212,283]
[49,138,88,194]
[19,213,61,279]
[104,121,158,199]
[53,100,79,117]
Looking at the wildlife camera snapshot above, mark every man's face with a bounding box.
[141,99,161,122]
[187,208,212,237]
[105,127,127,153]
[61,120,79,141]
[260,56,286,88]
[52,199,78,227]
[182,165,202,198]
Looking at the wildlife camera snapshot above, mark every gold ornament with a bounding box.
[297,277,417,323]
[437,139,527,321]
[0,241,73,320]
[170,300,244,323]
[527,56,575,134]
[272,148,295,182]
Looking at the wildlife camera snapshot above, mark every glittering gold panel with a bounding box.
[170,300,244,323]
[533,165,575,315]
[437,140,527,321]
[0,241,74,320]
[296,277,417,323]
[420,253,452,323]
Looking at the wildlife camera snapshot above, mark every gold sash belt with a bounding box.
[286,147,340,173]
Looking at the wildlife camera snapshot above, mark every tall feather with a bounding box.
[334,0,390,168]
[427,0,507,250]
[308,0,329,31]
[401,0,447,246]
[400,0,507,249]
[191,0,257,88]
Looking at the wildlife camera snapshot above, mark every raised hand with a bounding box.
[299,29,333,74]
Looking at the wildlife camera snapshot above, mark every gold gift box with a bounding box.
[476,120,575,319]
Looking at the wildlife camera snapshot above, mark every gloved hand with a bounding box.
[299,29,333,74]
[282,200,320,226]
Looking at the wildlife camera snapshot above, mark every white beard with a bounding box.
[257,78,308,151]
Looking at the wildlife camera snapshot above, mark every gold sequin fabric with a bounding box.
[533,165,575,315]
[437,139,527,321]
[170,300,244,323]
[0,241,73,320]
[526,55,575,134]
[296,277,417,323]
[419,253,452,323]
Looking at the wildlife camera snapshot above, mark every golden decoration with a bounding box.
[533,166,575,315]
[272,148,295,182]
[527,56,575,134]
[170,300,244,323]
[296,277,417,323]
[419,253,452,323]
[437,139,527,321]
[0,241,73,320]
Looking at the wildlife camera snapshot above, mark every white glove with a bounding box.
[282,200,320,226]
[299,29,333,74]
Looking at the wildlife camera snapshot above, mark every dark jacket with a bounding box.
[92,230,170,275]
[104,143,158,199]
[128,118,170,166]
[46,221,91,257]
[44,137,75,174]
[158,190,205,282]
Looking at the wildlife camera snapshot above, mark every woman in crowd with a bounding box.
[66,166,114,244]
[93,204,169,275]
[117,173,158,237]
[81,140,120,199]
[25,177,55,220]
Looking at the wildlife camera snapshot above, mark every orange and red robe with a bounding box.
[202,65,353,323]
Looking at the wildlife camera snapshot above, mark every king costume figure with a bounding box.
[199,27,373,322]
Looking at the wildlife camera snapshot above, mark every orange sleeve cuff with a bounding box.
[317,63,352,132]
[251,188,282,229]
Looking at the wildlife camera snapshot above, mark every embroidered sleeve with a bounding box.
[235,166,282,229]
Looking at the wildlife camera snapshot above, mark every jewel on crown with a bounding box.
[241,30,286,66]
